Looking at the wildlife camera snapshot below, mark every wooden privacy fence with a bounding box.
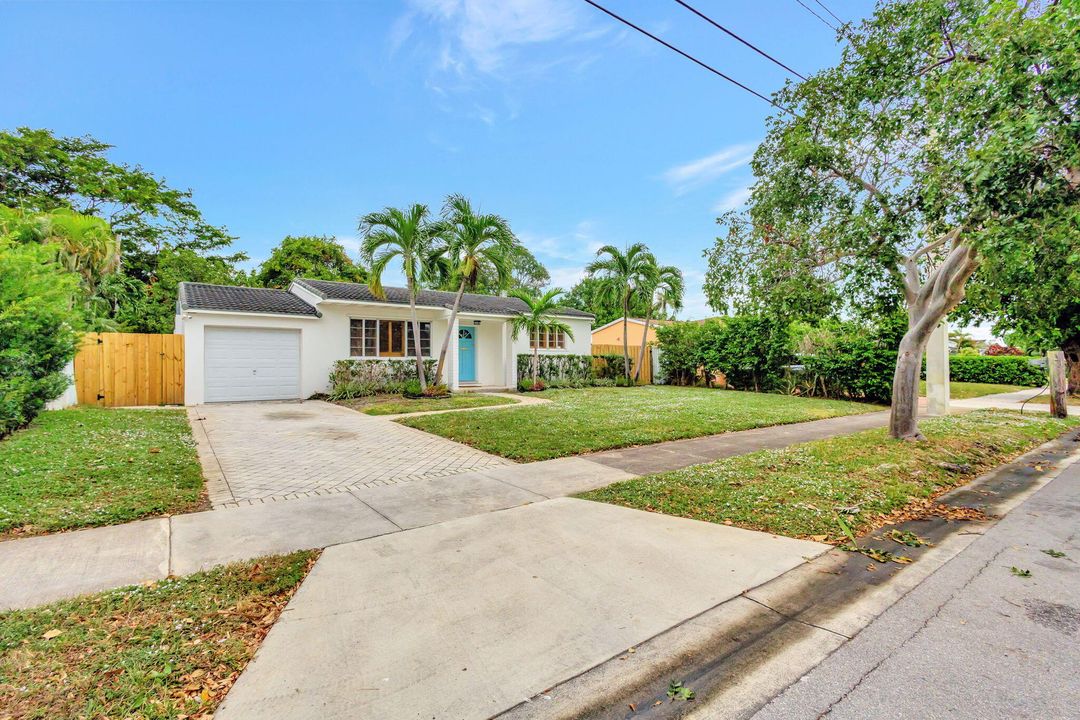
[74,333,184,407]
[591,343,653,385]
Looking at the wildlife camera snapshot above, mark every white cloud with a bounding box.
[519,220,603,263]
[547,265,587,291]
[662,144,756,195]
[712,185,753,213]
[335,236,362,256]
[405,0,584,75]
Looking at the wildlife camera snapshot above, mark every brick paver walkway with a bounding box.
[189,400,511,507]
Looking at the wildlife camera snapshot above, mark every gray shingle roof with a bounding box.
[178,282,320,317]
[292,278,593,318]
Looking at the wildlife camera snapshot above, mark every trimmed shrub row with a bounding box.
[947,355,1045,386]
[328,358,438,400]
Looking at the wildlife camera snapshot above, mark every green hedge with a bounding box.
[947,355,1045,386]
[515,354,594,382]
[328,358,437,399]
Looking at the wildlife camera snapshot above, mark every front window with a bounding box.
[531,328,566,350]
[351,319,430,357]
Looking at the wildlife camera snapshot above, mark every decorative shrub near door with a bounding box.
[329,358,438,399]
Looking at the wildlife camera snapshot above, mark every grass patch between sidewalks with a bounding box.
[579,410,1078,540]
[336,393,516,416]
[0,551,317,720]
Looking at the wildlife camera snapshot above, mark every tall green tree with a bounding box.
[434,195,515,385]
[0,128,246,332]
[703,0,1080,439]
[509,288,575,386]
[562,276,654,327]
[468,242,549,296]
[634,264,684,382]
[360,204,446,392]
[586,243,657,383]
[255,235,366,289]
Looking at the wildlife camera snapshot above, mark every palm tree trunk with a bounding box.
[406,277,427,392]
[533,346,539,385]
[622,295,631,385]
[434,278,467,385]
[634,302,654,383]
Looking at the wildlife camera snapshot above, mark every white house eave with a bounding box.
[180,309,322,320]
[316,298,587,321]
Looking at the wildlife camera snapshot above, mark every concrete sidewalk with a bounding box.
[215,498,828,720]
[751,441,1080,720]
[0,457,631,610]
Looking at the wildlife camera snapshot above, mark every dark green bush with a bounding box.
[1,240,84,437]
[592,353,627,380]
[798,315,904,404]
[655,322,703,385]
[403,379,423,398]
[947,355,1046,386]
[700,316,793,392]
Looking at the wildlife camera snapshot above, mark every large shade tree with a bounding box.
[255,235,367,289]
[704,0,1080,439]
[586,243,657,384]
[433,194,515,385]
[0,128,246,332]
[360,204,445,392]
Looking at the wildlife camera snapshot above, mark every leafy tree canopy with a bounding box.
[563,276,655,328]
[255,235,366,289]
[702,0,1079,437]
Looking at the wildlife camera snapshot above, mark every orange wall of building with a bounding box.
[590,322,657,346]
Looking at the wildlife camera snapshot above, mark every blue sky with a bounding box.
[2,0,870,319]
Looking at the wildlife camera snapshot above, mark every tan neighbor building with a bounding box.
[590,318,673,347]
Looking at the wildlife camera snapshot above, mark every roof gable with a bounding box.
[177,282,320,317]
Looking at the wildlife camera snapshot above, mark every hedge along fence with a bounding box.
[946,355,1046,386]
[329,358,438,399]
[516,354,594,382]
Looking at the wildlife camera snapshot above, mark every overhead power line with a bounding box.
[673,0,807,81]
[581,0,795,116]
[794,0,838,32]
[813,0,846,27]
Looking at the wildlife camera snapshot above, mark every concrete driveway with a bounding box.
[189,400,512,506]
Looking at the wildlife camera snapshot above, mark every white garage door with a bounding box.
[204,327,301,402]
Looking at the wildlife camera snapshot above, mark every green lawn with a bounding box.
[398,386,879,461]
[580,410,1077,540]
[0,407,205,538]
[0,551,315,720]
[336,393,516,416]
[918,380,1035,399]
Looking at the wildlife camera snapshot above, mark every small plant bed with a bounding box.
[398,385,878,461]
[0,407,205,539]
[0,551,316,720]
[918,380,1035,399]
[335,393,516,416]
[579,410,1077,540]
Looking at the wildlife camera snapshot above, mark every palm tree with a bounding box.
[634,264,684,383]
[586,243,656,384]
[0,206,119,294]
[509,288,574,386]
[433,194,515,385]
[360,204,446,392]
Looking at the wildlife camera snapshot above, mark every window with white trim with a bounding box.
[530,328,566,350]
[350,319,430,357]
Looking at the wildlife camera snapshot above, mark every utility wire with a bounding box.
[581,0,795,116]
[793,0,838,32]
[813,0,846,27]
[672,0,807,81]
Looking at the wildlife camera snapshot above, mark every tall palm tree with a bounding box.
[586,243,656,384]
[509,288,574,386]
[433,194,515,385]
[634,264,684,383]
[360,204,446,392]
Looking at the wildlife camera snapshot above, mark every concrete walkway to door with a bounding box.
[190,400,512,507]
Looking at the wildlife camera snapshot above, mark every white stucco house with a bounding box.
[174,278,594,405]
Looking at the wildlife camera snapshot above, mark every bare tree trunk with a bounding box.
[407,277,427,392]
[434,279,467,385]
[1063,338,1080,396]
[634,302,654,383]
[889,238,978,440]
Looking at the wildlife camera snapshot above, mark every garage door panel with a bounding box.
[204,327,301,402]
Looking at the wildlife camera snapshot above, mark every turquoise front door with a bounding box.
[458,327,476,383]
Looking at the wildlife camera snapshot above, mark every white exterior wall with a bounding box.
[178,298,593,403]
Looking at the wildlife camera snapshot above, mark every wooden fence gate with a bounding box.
[591,343,653,385]
[74,333,185,407]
